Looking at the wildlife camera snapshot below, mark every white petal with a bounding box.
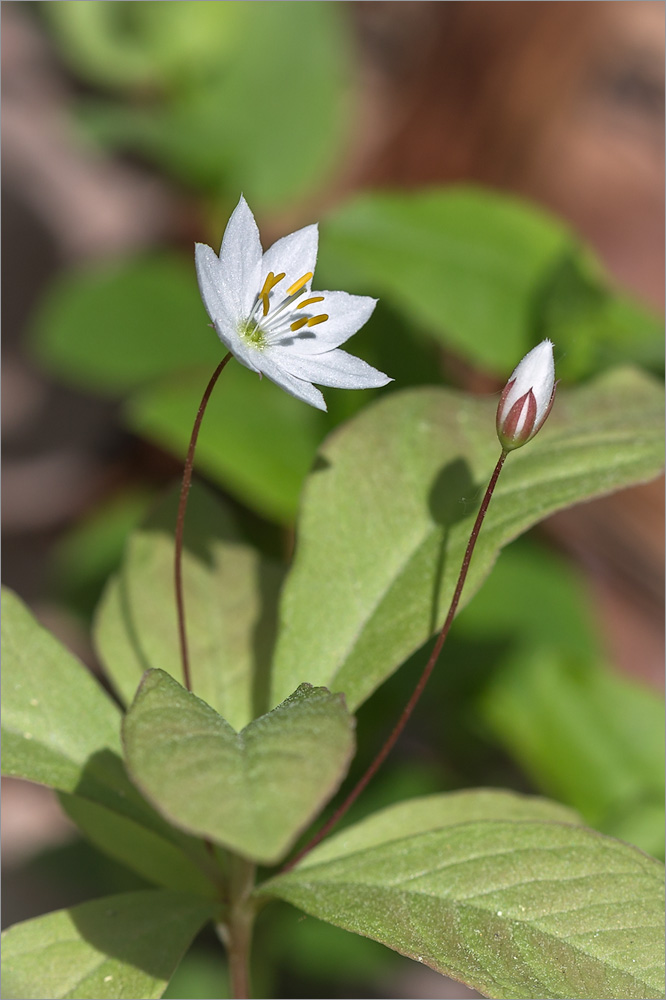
[268,347,392,390]
[195,243,236,327]
[261,224,319,296]
[212,320,261,373]
[253,352,327,411]
[502,340,554,421]
[218,195,263,319]
[195,243,260,370]
[271,291,378,354]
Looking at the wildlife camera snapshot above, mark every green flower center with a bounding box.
[239,320,266,349]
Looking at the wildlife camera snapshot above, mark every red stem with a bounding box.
[175,353,233,691]
[281,449,508,872]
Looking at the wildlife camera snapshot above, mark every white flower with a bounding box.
[496,339,556,451]
[195,196,392,411]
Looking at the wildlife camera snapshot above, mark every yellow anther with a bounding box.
[259,271,286,298]
[260,292,270,317]
[307,314,328,327]
[286,272,313,297]
[296,296,325,309]
[290,317,309,332]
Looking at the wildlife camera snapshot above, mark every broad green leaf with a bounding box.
[272,368,664,712]
[29,254,220,393]
[261,820,665,1000]
[319,188,663,376]
[1,588,216,894]
[123,670,355,864]
[1,588,123,797]
[125,362,328,523]
[299,789,582,867]
[1,890,218,1000]
[481,647,665,857]
[95,484,282,729]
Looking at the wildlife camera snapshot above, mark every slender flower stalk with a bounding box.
[174,353,233,691]
[281,340,557,873]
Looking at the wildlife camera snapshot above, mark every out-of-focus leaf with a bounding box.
[1,890,218,1000]
[261,816,665,1000]
[319,188,663,376]
[30,254,220,392]
[162,1,351,208]
[453,540,597,656]
[95,484,282,729]
[123,670,355,864]
[532,252,665,379]
[54,2,352,209]
[51,489,154,619]
[271,368,664,712]
[481,648,665,858]
[41,1,170,89]
[162,948,230,1000]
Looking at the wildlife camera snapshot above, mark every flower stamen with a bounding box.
[260,271,286,297]
[286,272,313,297]
[289,317,309,332]
[307,314,328,327]
[296,296,325,309]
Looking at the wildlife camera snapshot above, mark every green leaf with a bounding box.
[1,588,216,894]
[123,670,355,864]
[297,789,583,866]
[271,368,664,712]
[169,1,351,208]
[29,254,220,393]
[1,588,123,796]
[54,2,352,209]
[261,817,665,1000]
[481,648,665,857]
[319,188,663,376]
[43,1,244,89]
[125,362,328,523]
[1,890,218,1000]
[95,484,282,729]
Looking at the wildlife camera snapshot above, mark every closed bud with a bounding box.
[496,340,556,451]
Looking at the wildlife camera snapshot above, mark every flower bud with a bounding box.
[496,340,556,451]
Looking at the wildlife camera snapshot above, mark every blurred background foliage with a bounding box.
[2,2,664,999]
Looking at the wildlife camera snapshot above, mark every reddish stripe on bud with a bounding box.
[498,388,537,449]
